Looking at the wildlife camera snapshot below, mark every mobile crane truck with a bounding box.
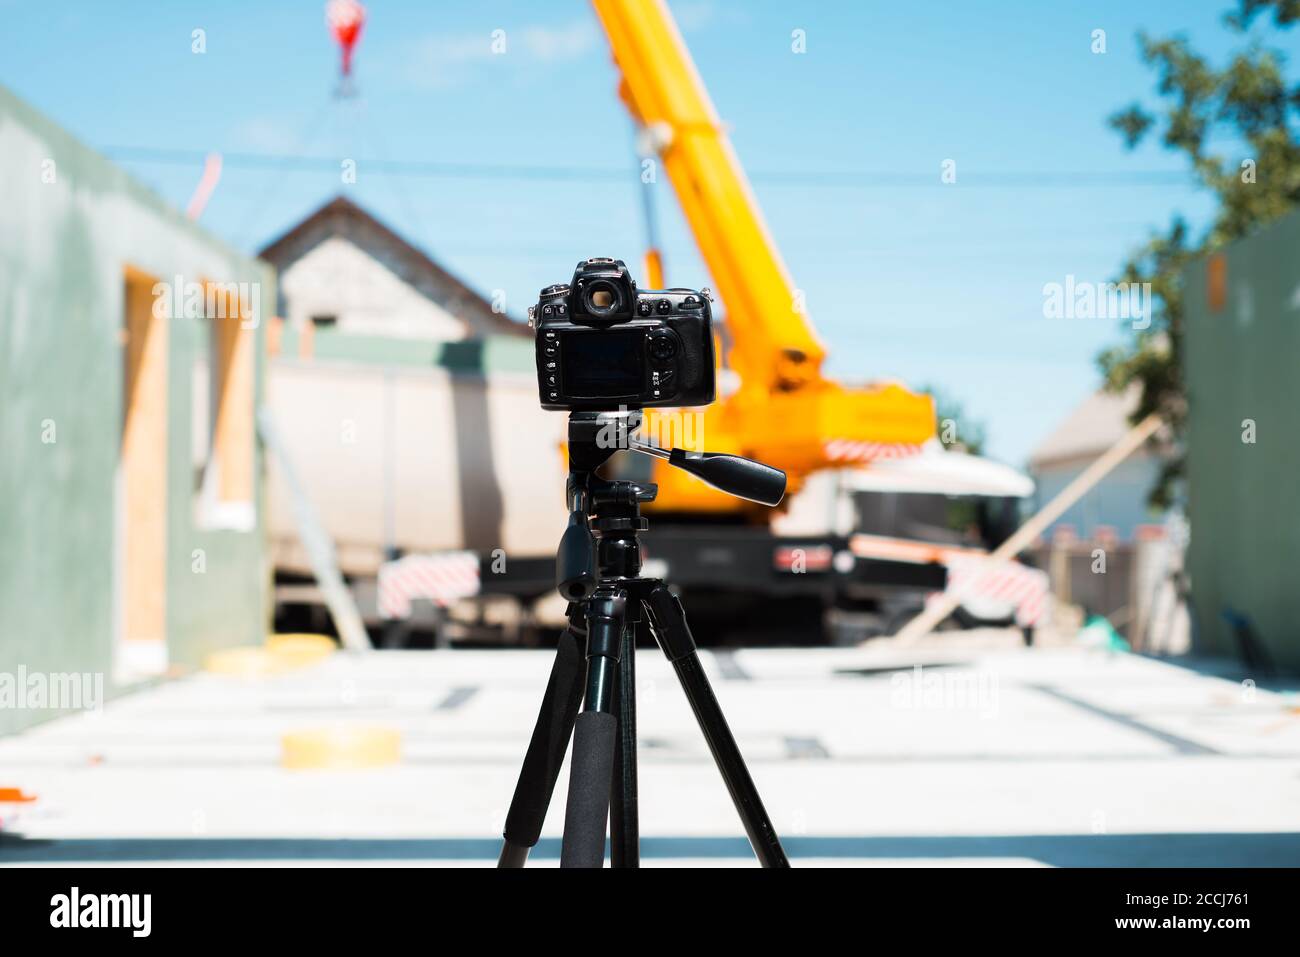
[587,0,946,642]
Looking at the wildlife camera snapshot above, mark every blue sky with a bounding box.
[4,1,1295,464]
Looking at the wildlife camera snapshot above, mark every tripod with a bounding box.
[497,411,791,868]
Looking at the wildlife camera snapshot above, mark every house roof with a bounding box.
[258,194,529,339]
[1029,385,1143,470]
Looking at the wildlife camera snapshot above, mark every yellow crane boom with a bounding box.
[592,0,935,514]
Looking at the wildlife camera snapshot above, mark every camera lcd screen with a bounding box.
[562,331,644,397]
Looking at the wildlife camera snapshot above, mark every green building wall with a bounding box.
[1183,212,1300,674]
[0,85,271,734]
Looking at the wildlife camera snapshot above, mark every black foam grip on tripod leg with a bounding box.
[560,711,617,868]
[502,628,586,848]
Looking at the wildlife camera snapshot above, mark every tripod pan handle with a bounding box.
[668,449,787,507]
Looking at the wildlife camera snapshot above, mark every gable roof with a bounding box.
[1029,385,1143,470]
[258,194,529,339]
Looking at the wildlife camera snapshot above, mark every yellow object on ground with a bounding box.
[265,633,337,663]
[203,633,337,676]
[281,726,402,770]
[203,647,290,677]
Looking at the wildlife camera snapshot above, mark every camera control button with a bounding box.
[544,345,558,358]
[542,304,554,317]
[556,304,567,315]
[648,334,677,361]
[682,295,699,307]
[637,301,652,317]
[656,299,671,314]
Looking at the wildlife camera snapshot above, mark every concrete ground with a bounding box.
[2,631,1299,867]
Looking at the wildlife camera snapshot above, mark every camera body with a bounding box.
[532,258,715,411]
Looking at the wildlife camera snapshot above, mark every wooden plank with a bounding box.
[257,408,371,652]
[121,269,168,663]
[889,413,1164,645]
[211,288,254,504]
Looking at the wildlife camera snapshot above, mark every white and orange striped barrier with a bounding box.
[849,534,1048,627]
[377,551,481,619]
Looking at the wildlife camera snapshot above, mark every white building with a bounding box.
[1028,386,1167,541]
[259,194,527,345]
[256,197,560,589]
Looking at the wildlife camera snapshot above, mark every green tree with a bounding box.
[1102,0,1300,508]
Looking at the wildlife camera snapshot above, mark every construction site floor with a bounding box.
[2,632,1299,866]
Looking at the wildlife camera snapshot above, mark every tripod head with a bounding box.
[556,410,787,600]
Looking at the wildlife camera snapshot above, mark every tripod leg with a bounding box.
[609,619,639,867]
[645,586,791,868]
[498,611,587,867]
[560,587,625,868]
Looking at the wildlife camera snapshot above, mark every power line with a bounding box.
[229,98,335,249]
[102,145,1195,189]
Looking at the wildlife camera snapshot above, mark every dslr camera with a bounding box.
[531,258,715,411]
